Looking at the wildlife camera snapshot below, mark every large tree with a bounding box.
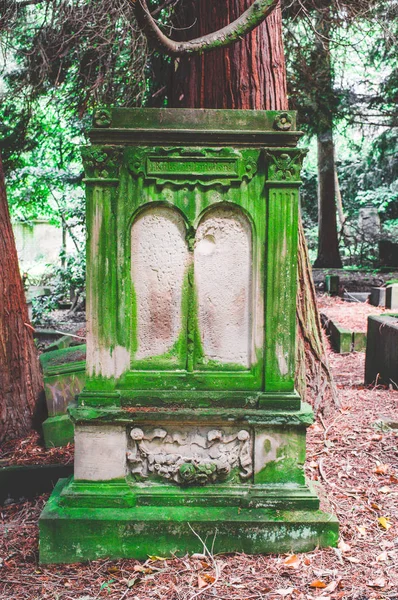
[0,152,44,442]
[133,0,337,411]
[1,0,338,415]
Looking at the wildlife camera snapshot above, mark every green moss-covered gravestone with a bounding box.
[39,108,338,563]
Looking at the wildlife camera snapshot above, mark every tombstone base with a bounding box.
[39,478,338,563]
[42,415,74,448]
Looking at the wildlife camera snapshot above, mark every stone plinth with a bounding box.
[365,314,398,385]
[370,287,386,307]
[39,108,338,562]
[40,345,86,447]
[386,284,398,309]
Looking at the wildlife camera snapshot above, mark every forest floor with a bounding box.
[1,297,398,600]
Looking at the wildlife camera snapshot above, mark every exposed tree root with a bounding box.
[296,218,340,415]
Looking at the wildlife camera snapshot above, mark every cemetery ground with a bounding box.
[1,298,398,600]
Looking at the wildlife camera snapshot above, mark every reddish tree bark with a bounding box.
[169,0,288,111]
[165,0,337,412]
[0,153,45,443]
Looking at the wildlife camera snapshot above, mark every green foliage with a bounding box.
[31,251,86,324]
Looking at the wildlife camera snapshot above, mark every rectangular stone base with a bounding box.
[42,415,74,448]
[39,478,338,563]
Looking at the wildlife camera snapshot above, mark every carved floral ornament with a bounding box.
[81,146,123,180]
[273,112,293,132]
[265,149,307,183]
[93,109,112,128]
[126,426,253,485]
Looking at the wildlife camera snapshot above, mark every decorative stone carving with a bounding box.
[127,426,253,485]
[93,109,112,129]
[273,112,293,132]
[265,150,306,183]
[127,147,259,187]
[81,146,123,179]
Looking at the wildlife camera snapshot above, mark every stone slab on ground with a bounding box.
[321,314,366,353]
[342,292,370,303]
[386,284,398,309]
[313,269,398,292]
[365,313,398,385]
[370,286,386,307]
[40,344,86,448]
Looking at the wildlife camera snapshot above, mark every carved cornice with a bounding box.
[265,148,307,184]
[127,147,259,187]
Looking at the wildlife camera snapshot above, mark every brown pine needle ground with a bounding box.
[1,300,398,600]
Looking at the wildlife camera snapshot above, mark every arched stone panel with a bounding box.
[194,207,252,368]
[131,206,189,361]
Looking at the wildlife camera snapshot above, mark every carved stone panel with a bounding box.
[126,426,253,485]
[194,207,252,368]
[131,206,190,362]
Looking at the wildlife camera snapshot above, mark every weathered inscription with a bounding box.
[146,157,239,177]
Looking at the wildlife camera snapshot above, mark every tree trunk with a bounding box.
[0,153,45,443]
[312,11,342,268]
[314,130,342,267]
[167,0,337,412]
[169,0,287,110]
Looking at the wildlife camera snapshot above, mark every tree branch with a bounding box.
[131,0,279,56]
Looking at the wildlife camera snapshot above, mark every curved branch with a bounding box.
[131,0,280,56]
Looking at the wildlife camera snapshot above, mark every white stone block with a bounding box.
[74,425,127,481]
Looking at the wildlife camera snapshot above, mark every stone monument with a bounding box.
[39,108,338,562]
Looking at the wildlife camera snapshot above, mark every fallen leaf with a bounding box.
[376,551,388,562]
[133,565,152,574]
[375,464,390,475]
[191,553,206,560]
[197,575,208,589]
[346,557,360,564]
[371,502,382,510]
[148,555,167,561]
[284,554,300,569]
[338,540,350,553]
[310,580,327,588]
[303,556,311,565]
[367,577,386,588]
[275,588,296,597]
[324,581,338,593]
[378,516,391,530]
[201,573,215,584]
[380,486,391,494]
[356,526,366,536]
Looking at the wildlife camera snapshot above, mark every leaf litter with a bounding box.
[1,298,398,599]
